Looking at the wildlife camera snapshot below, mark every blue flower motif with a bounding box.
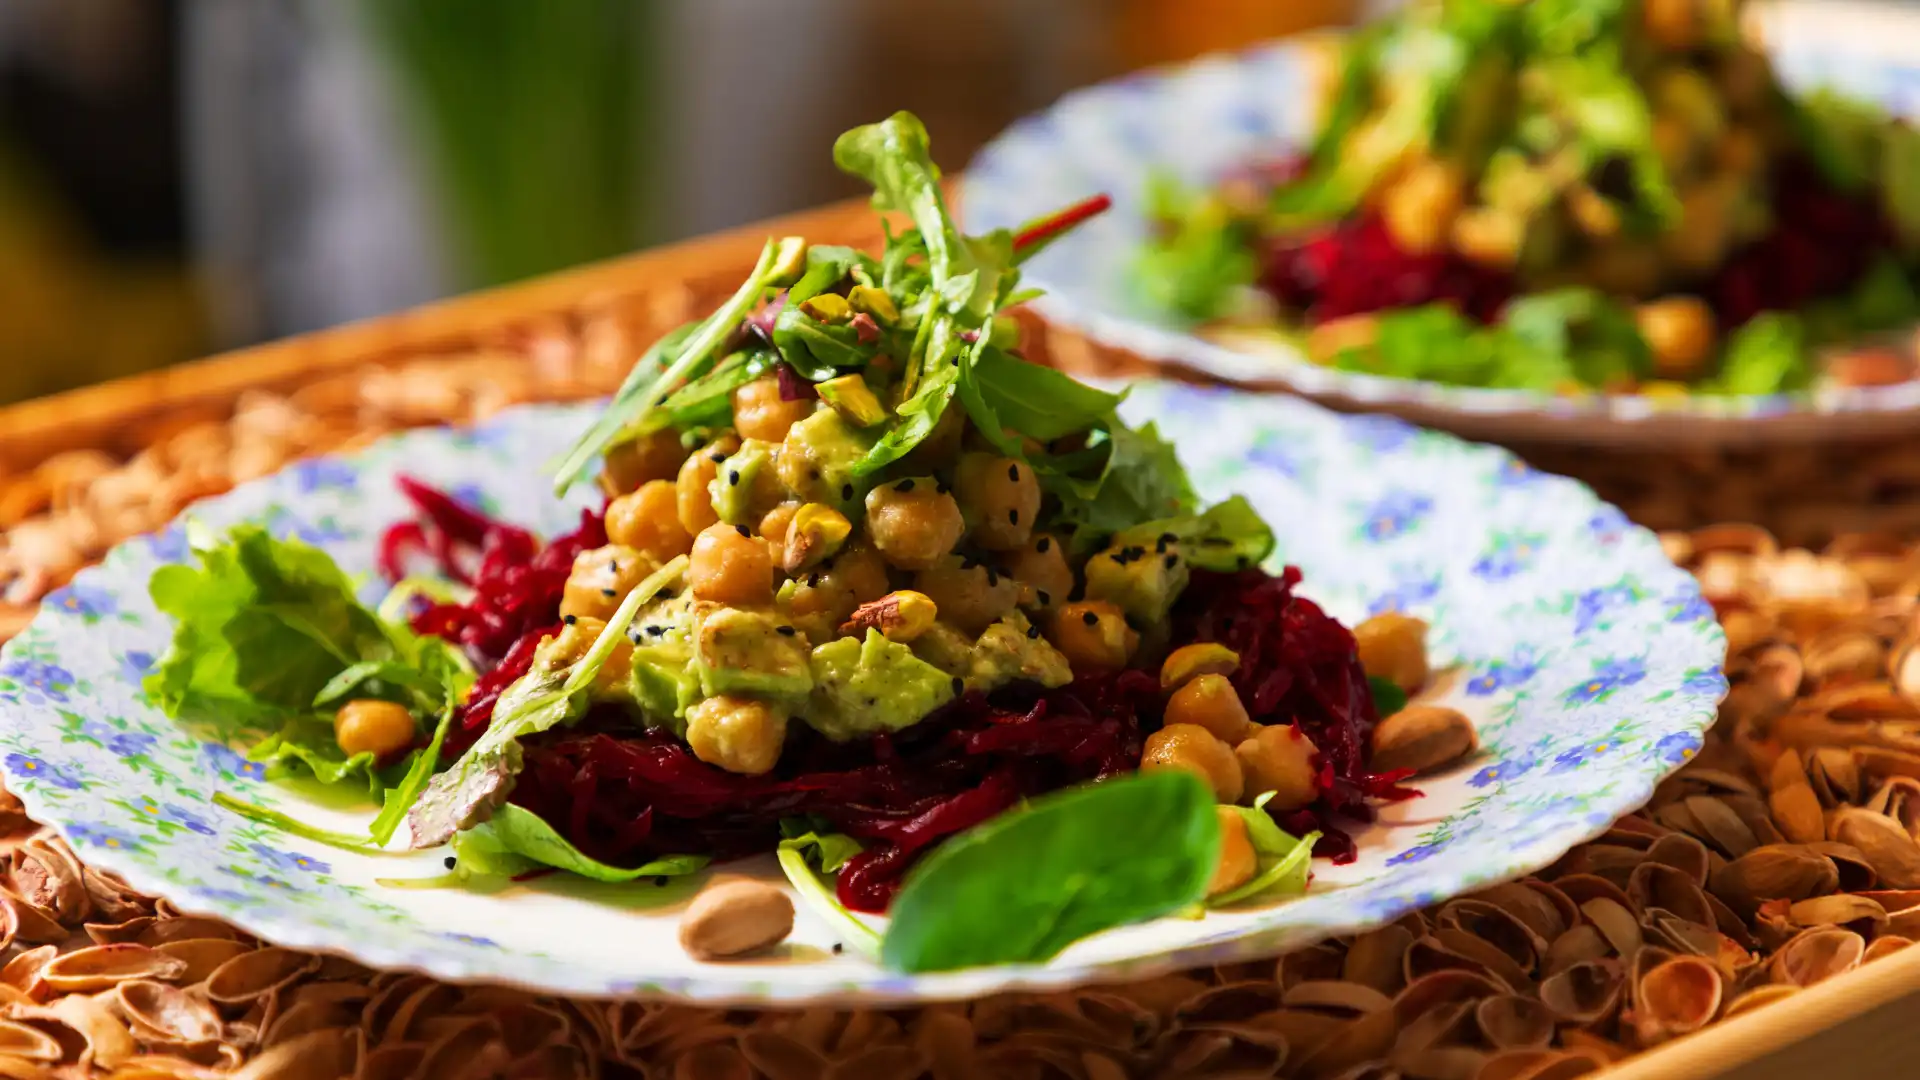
[202,743,265,781]
[118,650,155,685]
[1654,731,1702,764]
[1494,457,1544,487]
[67,822,143,852]
[195,887,259,905]
[1367,571,1442,617]
[1246,436,1302,478]
[1467,757,1538,788]
[0,659,74,704]
[1587,505,1630,542]
[1550,741,1616,773]
[291,459,359,493]
[1667,589,1713,624]
[5,753,82,790]
[163,804,218,836]
[247,843,330,875]
[44,583,116,618]
[443,932,498,947]
[269,513,348,546]
[1564,657,1648,705]
[1573,584,1639,634]
[1465,649,1543,697]
[1360,491,1434,542]
[1386,842,1447,866]
[220,865,299,892]
[146,525,190,563]
[1472,534,1544,582]
[80,721,158,759]
[1681,667,1726,697]
[1345,414,1417,453]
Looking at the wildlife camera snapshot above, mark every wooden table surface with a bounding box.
[3,195,1920,1080]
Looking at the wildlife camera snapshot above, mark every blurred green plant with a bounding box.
[357,0,656,288]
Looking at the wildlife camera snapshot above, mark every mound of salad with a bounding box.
[1140,0,1920,397]
[146,114,1436,973]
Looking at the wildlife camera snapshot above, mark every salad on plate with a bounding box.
[143,114,1455,973]
[1139,0,1920,398]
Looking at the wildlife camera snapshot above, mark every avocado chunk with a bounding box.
[909,620,975,678]
[691,602,813,704]
[708,439,776,526]
[1084,541,1190,625]
[816,374,889,428]
[806,629,957,742]
[626,593,699,733]
[778,408,877,512]
[965,611,1073,693]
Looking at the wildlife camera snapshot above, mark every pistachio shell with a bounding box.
[0,946,54,999]
[1807,748,1863,806]
[1474,882,1570,942]
[1538,959,1624,1024]
[0,1019,64,1061]
[1627,862,1715,928]
[202,949,320,1005]
[1804,840,1879,892]
[40,945,187,993]
[1390,969,1503,1030]
[1579,898,1643,958]
[1434,900,1544,974]
[153,939,251,986]
[1787,893,1888,934]
[1630,955,1723,1045]
[1708,843,1838,915]
[1833,807,1920,888]
[48,991,137,1068]
[1864,935,1913,964]
[1642,832,1710,885]
[1341,925,1415,996]
[116,980,222,1045]
[1723,983,1799,1018]
[1388,1046,1488,1080]
[355,1045,425,1080]
[1767,750,1827,844]
[1393,998,1478,1054]
[1543,924,1610,975]
[1770,927,1865,987]
[135,918,241,948]
[0,896,67,946]
[230,1026,360,1080]
[1474,994,1553,1050]
[1282,980,1392,1015]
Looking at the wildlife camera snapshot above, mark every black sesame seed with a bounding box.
[735,524,751,537]
[1164,554,1178,569]
[841,483,855,501]
[1202,537,1232,547]
[1124,546,1147,561]
[654,876,669,887]
[985,569,999,587]
[1037,590,1052,606]
[1036,537,1051,553]
[951,356,960,367]
[1155,538,1168,554]
[601,588,617,597]
[728,470,741,486]
[1082,610,1099,626]
[609,558,619,573]
[1159,532,1177,545]
[951,677,964,695]
[1027,624,1041,639]
[777,625,796,636]
[809,467,822,481]
[895,479,915,493]
[832,943,844,955]
[630,630,644,644]
[808,573,822,588]
[709,451,726,463]
[563,614,578,625]
[1237,555,1252,568]
[1008,509,1019,525]
[648,626,666,637]
[1007,464,1020,482]
[444,856,457,869]
[937,481,952,495]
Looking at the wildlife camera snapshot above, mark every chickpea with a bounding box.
[1306,314,1380,366]
[606,480,695,563]
[759,502,802,570]
[1381,159,1464,256]
[780,541,891,642]
[954,453,1041,551]
[542,616,632,693]
[913,557,1019,636]
[1209,807,1258,898]
[1142,723,1244,804]
[864,478,965,570]
[1166,675,1256,744]
[1236,725,1321,811]
[1006,533,1073,613]
[689,523,774,606]
[334,699,416,759]
[686,695,789,776]
[677,434,740,535]
[1052,600,1139,673]
[1353,612,1429,694]
[599,429,687,497]
[1450,207,1524,269]
[561,545,657,621]
[731,375,815,443]
[1636,297,1717,381]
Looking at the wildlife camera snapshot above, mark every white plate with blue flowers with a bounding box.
[959,1,1920,449]
[0,382,1722,1005]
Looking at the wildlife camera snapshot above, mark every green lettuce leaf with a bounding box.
[1711,313,1809,396]
[466,804,709,882]
[1369,675,1409,720]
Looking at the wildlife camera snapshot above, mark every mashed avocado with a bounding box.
[806,629,956,741]
[967,611,1072,692]
[708,439,776,526]
[691,602,812,704]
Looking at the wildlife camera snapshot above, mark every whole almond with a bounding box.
[1708,844,1837,917]
[1833,809,1920,889]
[1370,705,1477,777]
[679,880,795,961]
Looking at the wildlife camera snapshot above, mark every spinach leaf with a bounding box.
[1051,421,1200,553]
[552,238,788,494]
[405,556,686,849]
[788,245,860,305]
[1368,675,1409,720]
[472,804,709,882]
[772,306,871,380]
[1113,496,1275,573]
[959,347,1125,447]
[880,771,1219,973]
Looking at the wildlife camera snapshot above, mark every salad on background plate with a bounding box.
[1140,0,1920,399]
[0,114,1722,1005]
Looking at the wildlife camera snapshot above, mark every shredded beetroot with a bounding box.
[774,362,815,401]
[1172,568,1419,863]
[385,480,1416,907]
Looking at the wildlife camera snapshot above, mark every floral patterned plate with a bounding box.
[959,1,1920,449]
[0,383,1722,1005]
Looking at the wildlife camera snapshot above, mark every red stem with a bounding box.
[1011,193,1113,254]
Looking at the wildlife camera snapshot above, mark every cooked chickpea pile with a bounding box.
[1144,613,1445,900]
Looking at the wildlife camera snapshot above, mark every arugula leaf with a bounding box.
[552,238,789,494]
[777,824,881,956]
[778,818,863,873]
[1501,288,1650,388]
[958,347,1124,450]
[1848,256,1920,335]
[405,556,686,849]
[655,348,776,430]
[1790,87,1880,194]
[368,702,454,846]
[472,804,709,882]
[212,793,399,856]
[1052,421,1199,553]
[772,307,870,380]
[1369,675,1409,720]
[834,112,953,294]
[1712,313,1809,396]
[787,245,861,305]
[1113,496,1275,573]
[880,771,1218,972]
[1533,53,1678,228]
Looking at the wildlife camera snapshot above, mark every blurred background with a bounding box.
[0,0,1372,406]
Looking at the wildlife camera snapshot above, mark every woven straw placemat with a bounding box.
[0,301,1915,1078]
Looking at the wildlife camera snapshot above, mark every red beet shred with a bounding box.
[380,482,1410,909]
